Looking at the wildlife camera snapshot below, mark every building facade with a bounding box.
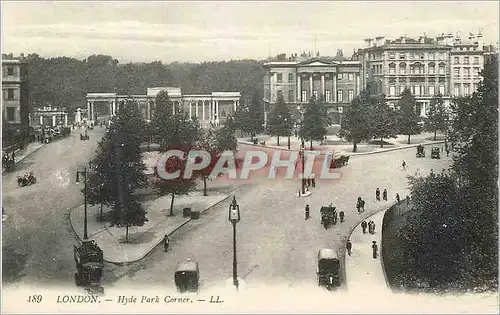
[2,55,29,127]
[86,87,240,127]
[263,53,362,126]
[30,106,69,128]
[358,35,453,116]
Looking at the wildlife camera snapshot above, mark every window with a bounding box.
[348,73,354,81]
[464,68,470,78]
[473,67,480,77]
[400,85,406,95]
[6,107,15,121]
[337,90,343,102]
[464,84,470,95]
[7,88,14,100]
[389,53,395,59]
[277,73,283,83]
[464,57,469,64]
[288,90,294,102]
[348,90,354,101]
[288,73,294,83]
[277,90,283,100]
[7,67,14,76]
[428,64,435,74]
[399,53,405,60]
[474,57,479,64]
[338,73,343,80]
[438,65,445,74]
[454,84,460,96]
[454,57,460,64]
[429,86,435,95]
[439,85,445,95]
[399,63,406,74]
[301,90,307,102]
[325,90,331,102]
[389,64,395,75]
[414,85,421,96]
[389,85,396,96]
[454,68,460,77]
[313,90,318,99]
[338,106,343,113]
[410,85,415,94]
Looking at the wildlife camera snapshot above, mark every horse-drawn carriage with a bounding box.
[431,146,441,159]
[317,249,341,290]
[174,259,199,293]
[416,145,425,158]
[74,240,104,295]
[80,133,90,141]
[320,206,338,229]
[17,172,36,187]
[329,153,350,169]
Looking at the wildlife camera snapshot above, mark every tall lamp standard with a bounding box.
[300,144,306,195]
[76,167,89,240]
[284,117,290,149]
[228,196,241,290]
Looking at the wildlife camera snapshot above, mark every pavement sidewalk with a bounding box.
[345,208,391,294]
[2,141,45,167]
[69,191,230,263]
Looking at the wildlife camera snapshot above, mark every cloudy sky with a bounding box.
[2,1,499,63]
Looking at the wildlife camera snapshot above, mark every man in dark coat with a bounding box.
[361,221,368,234]
[311,178,316,187]
[360,199,365,212]
[396,193,401,204]
[305,205,310,220]
[346,240,352,256]
[372,241,378,259]
[383,189,388,201]
[376,188,381,201]
[356,197,362,213]
[339,211,345,223]
[164,235,169,252]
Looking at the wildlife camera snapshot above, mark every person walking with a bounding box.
[402,160,407,170]
[339,211,345,223]
[360,199,365,213]
[356,197,362,214]
[383,189,388,201]
[370,221,376,234]
[367,221,372,234]
[361,221,368,234]
[305,205,310,220]
[372,241,378,259]
[346,240,352,256]
[164,235,169,252]
[311,178,316,188]
[376,188,381,201]
[396,193,401,204]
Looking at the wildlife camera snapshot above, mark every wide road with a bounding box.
[107,144,451,295]
[2,127,106,287]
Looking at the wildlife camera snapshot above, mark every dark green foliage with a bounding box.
[299,96,327,150]
[339,90,373,152]
[425,93,449,140]
[234,92,264,141]
[267,94,293,146]
[396,88,421,144]
[369,94,398,148]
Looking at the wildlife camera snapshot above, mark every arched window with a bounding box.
[399,62,406,75]
[438,62,446,75]
[428,62,435,74]
[413,62,423,74]
[389,62,396,75]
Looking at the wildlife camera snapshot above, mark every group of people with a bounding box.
[375,188,388,201]
[356,197,366,213]
[361,220,376,234]
[345,239,379,259]
[2,151,15,169]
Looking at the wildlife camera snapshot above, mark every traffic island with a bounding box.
[69,191,229,263]
[296,190,312,197]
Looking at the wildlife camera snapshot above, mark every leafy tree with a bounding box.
[370,94,397,148]
[234,92,264,141]
[339,90,373,152]
[396,88,421,144]
[426,93,449,140]
[267,94,293,147]
[215,115,238,152]
[299,96,327,150]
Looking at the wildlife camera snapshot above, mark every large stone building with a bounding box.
[2,54,30,128]
[86,87,240,127]
[263,51,362,125]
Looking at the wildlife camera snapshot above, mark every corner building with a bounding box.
[263,54,362,126]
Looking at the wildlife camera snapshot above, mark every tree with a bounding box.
[426,93,448,141]
[86,144,113,221]
[396,88,421,144]
[370,94,397,148]
[267,94,293,147]
[299,96,327,150]
[338,90,373,152]
[102,100,149,242]
[235,92,264,141]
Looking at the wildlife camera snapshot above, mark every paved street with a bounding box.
[2,127,106,287]
[107,143,451,295]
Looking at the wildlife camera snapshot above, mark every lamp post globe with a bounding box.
[228,197,241,290]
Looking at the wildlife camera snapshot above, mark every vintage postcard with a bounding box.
[1,1,498,313]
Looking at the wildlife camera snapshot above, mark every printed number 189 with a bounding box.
[27,295,42,303]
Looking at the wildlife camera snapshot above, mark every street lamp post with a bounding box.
[284,118,291,149]
[228,196,241,290]
[76,167,89,240]
[300,144,306,195]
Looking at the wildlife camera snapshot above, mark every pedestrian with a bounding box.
[383,189,388,201]
[305,205,310,220]
[360,199,365,212]
[372,241,378,259]
[367,221,372,234]
[361,221,367,234]
[356,197,362,213]
[402,160,407,170]
[371,221,376,234]
[376,188,381,201]
[164,235,169,252]
[311,178,316,188]
[346,240,352,256]
[339,211,345,223]
[396,193,401,204]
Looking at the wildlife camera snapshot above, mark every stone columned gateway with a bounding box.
[86,87,240,127]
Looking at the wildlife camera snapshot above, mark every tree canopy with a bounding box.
[299,96,327,150]
[267,94,293,146]
[339,90,373,152]
[396,88,421,144]
[425,93,449,140]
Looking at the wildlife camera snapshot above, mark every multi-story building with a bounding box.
[263,51,362,126]
[358,35,453,116]
[2,54,30,128]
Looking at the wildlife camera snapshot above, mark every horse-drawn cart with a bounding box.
[320,206,338,229]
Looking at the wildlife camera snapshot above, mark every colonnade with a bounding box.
[38,113,68,126]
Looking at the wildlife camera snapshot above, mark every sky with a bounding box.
[2,1,499,63]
